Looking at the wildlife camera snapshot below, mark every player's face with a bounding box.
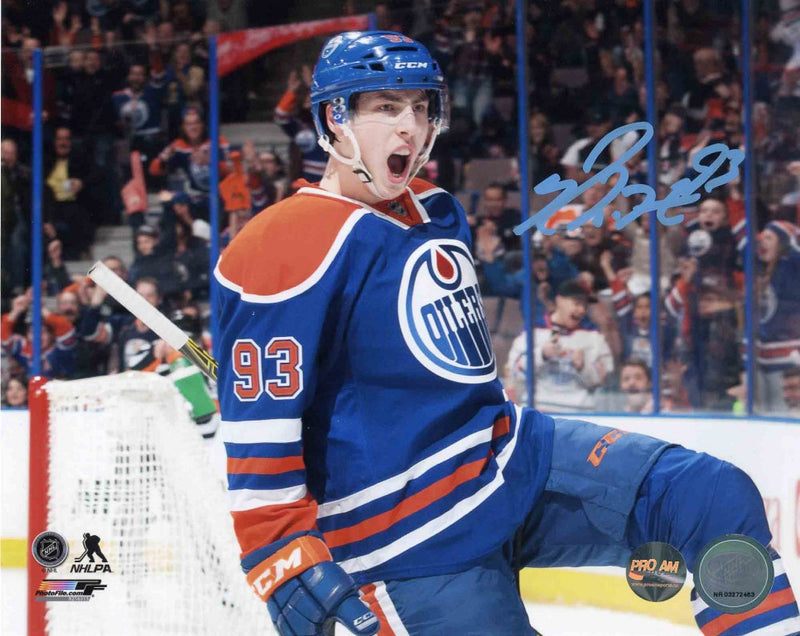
[350,89,431,200]
[698,199,726,231]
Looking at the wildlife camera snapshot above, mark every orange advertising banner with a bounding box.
[216,15,370,77]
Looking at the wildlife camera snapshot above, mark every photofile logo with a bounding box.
[35,579,107,602]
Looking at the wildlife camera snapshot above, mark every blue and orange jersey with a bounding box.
[112,83,166,139]
[149,137,231,195]
[213,180,552,585]
[736,221,800,369]
[1,312,76,378]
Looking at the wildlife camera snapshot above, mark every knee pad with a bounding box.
[628,446,772,570]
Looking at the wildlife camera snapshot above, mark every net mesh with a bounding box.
[42,372,273,635]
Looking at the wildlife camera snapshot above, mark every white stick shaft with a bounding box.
[88,261,189,351]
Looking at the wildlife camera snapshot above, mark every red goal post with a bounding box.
[26,372,272,636]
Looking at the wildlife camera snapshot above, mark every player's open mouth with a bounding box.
[387,150,411,183]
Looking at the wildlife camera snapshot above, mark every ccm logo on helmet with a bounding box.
[395,61,428,69]
[252,547,302,596]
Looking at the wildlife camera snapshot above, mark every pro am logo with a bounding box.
[398,240,495,383]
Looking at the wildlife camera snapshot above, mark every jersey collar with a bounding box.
[296,182,431,230]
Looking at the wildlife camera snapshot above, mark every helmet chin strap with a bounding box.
[318,120,442,201]
[318,123,384,199]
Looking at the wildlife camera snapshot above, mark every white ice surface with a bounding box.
[5,567,697,636]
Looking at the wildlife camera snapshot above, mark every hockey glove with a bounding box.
[246,536,379,636]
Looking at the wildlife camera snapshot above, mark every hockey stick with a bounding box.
[87,261,218,382]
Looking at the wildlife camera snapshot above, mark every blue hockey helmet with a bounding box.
[309,31,448,195]
[310,31,449,137]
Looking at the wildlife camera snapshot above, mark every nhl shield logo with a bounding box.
[398,240,496,383]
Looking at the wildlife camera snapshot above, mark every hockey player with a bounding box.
[213,32,800,635]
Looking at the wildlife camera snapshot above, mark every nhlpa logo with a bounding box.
[399,240,496,383]
[71,532,112,573]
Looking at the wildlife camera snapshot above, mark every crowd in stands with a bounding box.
[2,0,799,417]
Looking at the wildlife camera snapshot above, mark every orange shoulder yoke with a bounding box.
[218,193,361,297]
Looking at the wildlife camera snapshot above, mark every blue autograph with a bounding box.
[513,121,745,236]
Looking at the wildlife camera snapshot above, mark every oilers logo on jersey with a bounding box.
[119,99,149,130]
[759,283,778,325]
[398,239,496,384]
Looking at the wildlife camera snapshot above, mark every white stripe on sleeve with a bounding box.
[220,418,302,444]
[227,485,308,511]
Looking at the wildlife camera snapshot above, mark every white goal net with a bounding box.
[30,372,273,635]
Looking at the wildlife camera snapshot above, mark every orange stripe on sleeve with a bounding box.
[324,457,487,549]
[700,588,797,636]
[234,494,320,556]
[227,455,305,475]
